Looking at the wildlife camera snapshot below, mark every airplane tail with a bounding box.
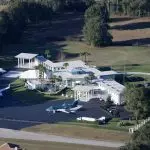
[71,100,78,107]
[46,106,54,113]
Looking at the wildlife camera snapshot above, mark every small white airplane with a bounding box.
[46,100,82,114]
[0,84,10,97]
[76,116,106,122]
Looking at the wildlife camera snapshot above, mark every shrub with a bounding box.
[117,121,134,127]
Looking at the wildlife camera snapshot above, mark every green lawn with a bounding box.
[0,138,118,150]
[23,123,130,142]
[57,118,134,132]
[1,41,150,72]
[62,41,150,72]
[10,79,69,105]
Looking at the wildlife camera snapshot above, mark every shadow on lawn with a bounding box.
[111,21,150,30]
[113,38,150,46]
[110,17,134,23]
[63,52,80,60]
[0,87,58,108]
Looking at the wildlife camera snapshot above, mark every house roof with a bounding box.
[0,143,20,150]
[53,60,87,69]
[89,67,101,76]
[15,53,38,59]
[36,56,47,62]
[20,70,38,79]
[73,85,99,92]
[54,71,88,80]
[44,60,54,66]
[99,80,125,94]
[99,71,119,76]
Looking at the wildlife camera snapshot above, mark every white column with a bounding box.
[23,59,24,65]
[86,92,88,102]
[19,58,21,67]
[20,58,22,67]
[18,58,19,68]
[29,59,30,68]
[30,59,32,68]
[21,58,23,67]
[66,80,68,87]
[87,91,89,102]
[77,91,80,100]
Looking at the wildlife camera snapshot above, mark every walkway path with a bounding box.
[125,72,150,75]
[0,128,124,148]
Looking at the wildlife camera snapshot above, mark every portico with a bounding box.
[15,53,38,68]
[73,85,105,102]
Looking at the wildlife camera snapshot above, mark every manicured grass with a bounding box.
[62,41,150,72]
[0,138,117,150]
[10,79,68,105]
[58,118,135,132]
[23,123,130,142]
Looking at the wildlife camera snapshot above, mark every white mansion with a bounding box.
[15,53,125,105]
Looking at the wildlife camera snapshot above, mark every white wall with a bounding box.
[34,58,39,66]
[98,82,123,105]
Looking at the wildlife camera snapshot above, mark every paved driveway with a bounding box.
[0,93,112,129]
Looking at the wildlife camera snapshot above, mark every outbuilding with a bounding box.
[15,53,38,68]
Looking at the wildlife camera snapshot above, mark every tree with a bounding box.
[84,72,95,84]
[105,95,114,109]
[88,72,95,81]
[46,0,64,12]
[124,84,150,124]
[0,11,10,53]
[35,64,46,81]
[120,122,150,150]
[83,17,112,47]
[57,76,62,83]
[84,3,109,23]
[49,75,61,91]
[83,0,95,7]
[80,52,91,64]
[83,3,112,47]
[63,62,69,69]
[44,49,51,60]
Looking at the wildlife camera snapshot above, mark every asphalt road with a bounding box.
[0,128,124,148]
[0,92,112,130]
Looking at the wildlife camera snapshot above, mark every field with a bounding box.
[0,11,150,72]
[23,123,130,142]
[0,138,118,150]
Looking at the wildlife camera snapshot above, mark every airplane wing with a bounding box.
[70,105,82,111]
[0,84,10,93]
[56,109,70,114]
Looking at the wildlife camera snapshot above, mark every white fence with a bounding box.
[129,117,150,134]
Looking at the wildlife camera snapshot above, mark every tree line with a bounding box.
[0,0,149,54]
[0,0,55,54]
[0,0,96,54]
[102,0,150,17]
